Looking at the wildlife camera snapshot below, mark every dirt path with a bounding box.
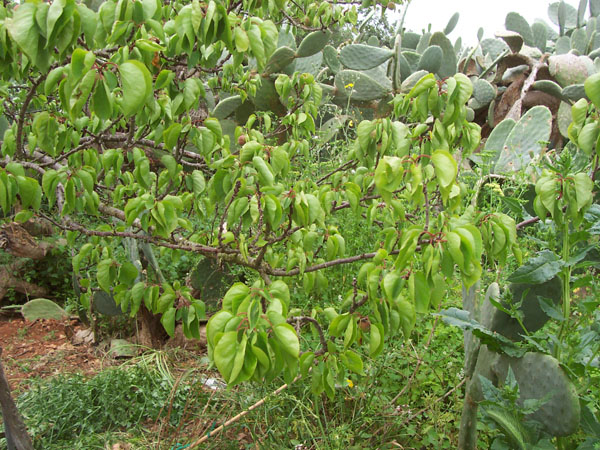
[0,316,109,391]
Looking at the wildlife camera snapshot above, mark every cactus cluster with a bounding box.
[458,281,580,448]
[206,1,600,169]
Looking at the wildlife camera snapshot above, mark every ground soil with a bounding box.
[0,314,109,392]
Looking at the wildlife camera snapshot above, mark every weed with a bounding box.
[42,330,56,341]
[16,327,28,339]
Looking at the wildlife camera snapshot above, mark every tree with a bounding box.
[0,0,516,395]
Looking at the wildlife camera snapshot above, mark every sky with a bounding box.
[399,0,575,44]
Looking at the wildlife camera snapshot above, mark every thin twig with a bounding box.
[188,374,301,447]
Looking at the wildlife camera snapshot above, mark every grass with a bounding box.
[4,309,478,449]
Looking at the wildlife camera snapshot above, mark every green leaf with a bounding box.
[573,173,593,212]
[222,283,250,311]
[155,70,174,89]
[342,350,364,375]
[119,261,139,285]
[16,176,41,210]
[119,60,152,116]
[299,351,314,378]
[91,79,113,120]
[584,72,600,108]
[135,38,166,52]
[369,323,384,357]
[431,149,457,189]
[273,323,299,358]
[436,308,523,356]
[97,259,114,293]
[234,27,249,52]
[206,310,233,347]
[7,4,41,69]
[214,330,238,382]
[507,250,564,284]
[160,307,176,337]
[163,123,182,150]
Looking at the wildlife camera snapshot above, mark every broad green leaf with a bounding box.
[97,259,114,292]
[222,282,250,311]
[273,323,300,358]
[573,173,593,212]
[507,250,563,284]
[234,27,249,52]
[369,323,384,357]
[91,79,113,120]
[160,307,176,337]
[431,149,457,189]
[119,60,152,116]
[214,330,238,381]
[206,310,233,347]
[163,123,182,150]
[7,4,41,69]
[342,350,364,375]
[584,72,600,108]
[119,261,139,285]
[16,176,41,210]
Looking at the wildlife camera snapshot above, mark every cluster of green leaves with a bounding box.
[0,0,523,397]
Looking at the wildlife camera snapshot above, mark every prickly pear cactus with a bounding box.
[494,106,552,173]
[469,348,580,437]
[459,280,581,448]
[480,278,562,342]
[21,298,68,321]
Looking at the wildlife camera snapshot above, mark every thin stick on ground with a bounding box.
[188,375,301,447]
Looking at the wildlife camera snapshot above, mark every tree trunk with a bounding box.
[137,305,168,348]
[0,348,33,450]
[0,222,52,260]
[0,261,48,301]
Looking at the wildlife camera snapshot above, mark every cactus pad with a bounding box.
[277,29,297,50]
[548,1,578,29]
[505,12,534,46]
[339,44,394,70]
[323,45,341,74]
[416,32,432,54]
[471,348,580,437]
[212,95,243,119]
[334,69,390,101]
[250,78,285,114]
[482,38,510,60]
[570,27,588,54]
[430,32,457,78]
[402,31,421,50]
[21,298,68,321]
[549,54,591,86]
[296,30,331,58]
[494,352,580,437]
[495,31,524,53]
[470,79,497,110]
[480,278,562,342]
[418,45,443,73]
[562,83,587,101]
[444,12,460,35]
[294,52,323,77]
[531,22,548,52]
[188,258,235,306]
[93,290,123,315]
[494,105,552,173]
[557,101,572,138]
[264,46,296,75]
[532,79,564,99]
